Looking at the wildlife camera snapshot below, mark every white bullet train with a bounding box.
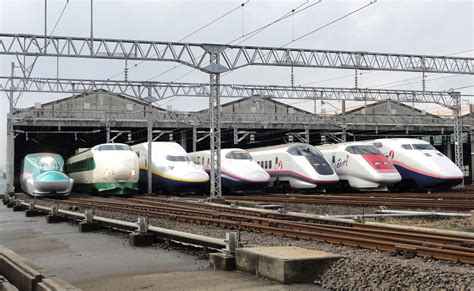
[365,138,463,191]
[317,143,402,191]
[131,142,209,194]
[20,153,73,197]
[66,143,139,196]
[189,148,270,194]
[248,143,339,190]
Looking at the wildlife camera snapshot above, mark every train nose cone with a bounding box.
[244,171,270,182]
[35,172,70,192]
[183,171,209,182]
[113,164,131,180]
[439,167,463,178]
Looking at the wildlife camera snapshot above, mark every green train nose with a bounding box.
[37,171,69,181]
[35,171,71,192]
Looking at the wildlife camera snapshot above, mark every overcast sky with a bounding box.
[0,0,473,169]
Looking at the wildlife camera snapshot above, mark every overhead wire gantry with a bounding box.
[1,33,473,197]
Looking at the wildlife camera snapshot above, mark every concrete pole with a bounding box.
[192,126,197,152]
[147,100,153,194]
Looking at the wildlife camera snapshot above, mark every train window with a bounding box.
[269,161,272,169]
[264,161,268,169]
[332,156,335,163]
[115,144,131,151]
[437,153,444,157]
[97,144,131,151]
[412,144,435,150]
[287,145,323,156]
[424,153,432,157]
[166,155,191,162]
[225,151,252,160]
[38,157,59,171]
[401,144,413,150]
[373,142,383,148]
[345,145,380,155]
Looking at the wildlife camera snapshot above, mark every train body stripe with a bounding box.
[139,166,208,183]
[267,170,338,184]
[391,160,463,180]
[203,169,270,183]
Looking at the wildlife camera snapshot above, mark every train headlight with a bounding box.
[131,169,136,176]
[105,169,111,177]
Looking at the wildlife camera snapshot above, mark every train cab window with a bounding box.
[97,144,131,151]
[401,144,413,150]
[38,157,59,172]
[287,145,323,157]
[225,151,252,160]
[166,155,191,162]
[345,145,380,155]
[114,144,131,151]
[412,144,435,150]
[373,142,383,148]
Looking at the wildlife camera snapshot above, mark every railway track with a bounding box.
[44,196,474,264]
[224,194,474,211]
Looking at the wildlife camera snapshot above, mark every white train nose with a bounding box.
[244,171,270,182]
[439,168,463,178]
[183,171,209,182]
[113,164,132,180]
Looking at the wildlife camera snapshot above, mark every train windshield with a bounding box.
[166,155,191,162]
[38,157,60,172]
[287,145,323,157]
[412,144,435,150]
[226,151,252,160]
[345,145,381,155]
[97,144,131,151]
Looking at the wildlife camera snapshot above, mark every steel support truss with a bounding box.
[0,76,460,109]
[451,92,464,180]
[0,33,473,74]
[2,33,472,196]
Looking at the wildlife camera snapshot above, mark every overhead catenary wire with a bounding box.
[162,0,321,84]
[105,1,250,81]
[14,0,70,108]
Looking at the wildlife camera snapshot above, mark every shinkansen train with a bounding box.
[365,138,463,190]
[317,143,401,191]
[189,148,270,194]
[131,142,209,194]
[248,143,339,190]
[20,153,73,197]
[66,143,139,196]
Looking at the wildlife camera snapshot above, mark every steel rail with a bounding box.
[224,195,474,211]
[44,197,474,264]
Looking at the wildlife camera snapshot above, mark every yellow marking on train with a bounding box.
[139,166,208,183]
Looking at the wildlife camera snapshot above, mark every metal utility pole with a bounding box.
[90,0,94,55]
[204,45,227,199]
[6,62,15,193]
[452,92,464,183]
[44,0,47,50]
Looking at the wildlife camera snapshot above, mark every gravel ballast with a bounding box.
[13,194,474,290]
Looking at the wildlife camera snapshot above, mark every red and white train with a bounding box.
[317,142,401,191]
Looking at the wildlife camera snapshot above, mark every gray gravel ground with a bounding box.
[15,194,474,290]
